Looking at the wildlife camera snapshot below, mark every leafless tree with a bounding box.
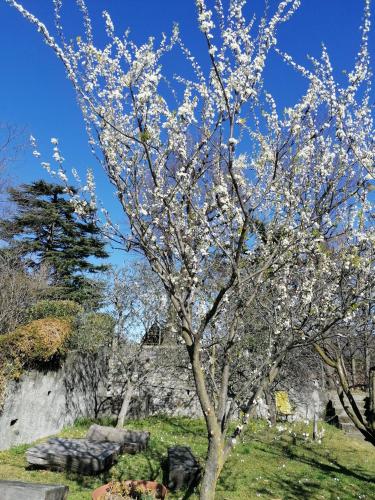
[106,262,171,427]
[0,250,48,334]
[0,123,25,217]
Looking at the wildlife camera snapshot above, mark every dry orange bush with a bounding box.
[0,317,73,363]
[0,317,73,409]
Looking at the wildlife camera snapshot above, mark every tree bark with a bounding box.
[264,389,276,425]
[369,366,375,431]
[199,435,224,500]
[116,381,134,428]
[187,340,224,500]
[312,412,318,440]
[351,354,357,387]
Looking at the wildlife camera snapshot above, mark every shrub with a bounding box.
[0,317,73,364]
[69,312,115,353]
[28,299,84,321]
[0,317,73,410]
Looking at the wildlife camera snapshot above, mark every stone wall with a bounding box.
[0,346,202,450]
[0,345,327,450]
[102,345,202,419]
[0,352,108,451]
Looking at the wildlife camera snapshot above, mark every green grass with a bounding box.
[0,417,374,499]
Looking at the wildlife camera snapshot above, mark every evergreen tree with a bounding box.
[0,180,108,307]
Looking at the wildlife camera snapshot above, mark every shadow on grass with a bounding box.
[218,431,374,499]
[256,477,324,500]
[257,438,374,484]
[155,416,206,439]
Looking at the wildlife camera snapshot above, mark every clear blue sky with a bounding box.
[0,0,373,266]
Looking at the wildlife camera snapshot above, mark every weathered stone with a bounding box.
[326,390,368,440]
[26,438,120,474]
[86,424,150,452]
[0,346,327,452]
[0,480,68,500]
[167,446,201,491]
[0,352,109,451]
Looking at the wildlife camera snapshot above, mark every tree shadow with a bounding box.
[218,432,374,498]
[272,439,374,483]
[155,416,205,438]
[63,351,110,420]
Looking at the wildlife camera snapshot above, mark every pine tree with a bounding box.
[0,180,108,307]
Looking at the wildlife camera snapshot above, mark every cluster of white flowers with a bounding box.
[6,0,374,461]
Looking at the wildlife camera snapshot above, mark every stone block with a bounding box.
[26,438,120,474]
[167,446,201,491]
[86,424,150,452]
[0,480,68,500]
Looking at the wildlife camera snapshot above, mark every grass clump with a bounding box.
[0,417,373,499]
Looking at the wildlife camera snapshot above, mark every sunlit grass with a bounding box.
[0,417,373,499]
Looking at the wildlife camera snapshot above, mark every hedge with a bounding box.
[28,300,84,321]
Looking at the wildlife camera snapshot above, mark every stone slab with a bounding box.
[0,480,68,500]
[26,438,120,474]
[167,446,201,491]
[86,424,150,451]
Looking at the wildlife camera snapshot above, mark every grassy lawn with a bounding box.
[0,417,373,499]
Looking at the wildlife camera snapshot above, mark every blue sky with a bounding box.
[0,0,373,266]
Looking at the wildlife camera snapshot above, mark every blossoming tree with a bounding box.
[5,0,374,496]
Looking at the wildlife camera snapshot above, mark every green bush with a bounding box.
[28,300,84,321]
[68,312,115,353]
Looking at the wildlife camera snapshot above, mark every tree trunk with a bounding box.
[264,389,276,425]
[351,355,357,387]
[312,412,318,440]
[199,435,224,500]
[365,343,371,385]
[187,339,224,500]
[369,367,375,431]
[116,381,134,428]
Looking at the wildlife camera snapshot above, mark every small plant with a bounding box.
[100,481,159,499]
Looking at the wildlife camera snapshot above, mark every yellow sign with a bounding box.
[275,391,292,415]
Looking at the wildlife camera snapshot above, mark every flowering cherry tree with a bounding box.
[244,224,375,441]
[312,240,375,443]
[5,0,374,496]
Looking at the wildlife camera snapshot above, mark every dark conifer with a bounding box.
[0,180,108,307]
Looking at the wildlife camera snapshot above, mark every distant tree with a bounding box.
[0,180,108,307]
[68,311,115,353]
[0,122,25,217]
[312,241,375,444]
[106,263,170,427]
[0,248,47,334]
